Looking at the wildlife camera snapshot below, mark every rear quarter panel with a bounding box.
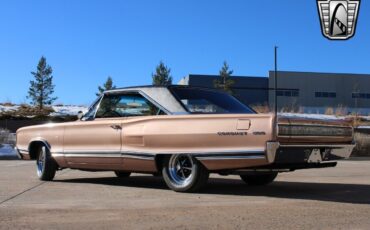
[122,114,274,154]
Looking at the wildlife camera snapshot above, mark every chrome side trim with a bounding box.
[53,151,155,160]
[196,155,265,161]
[51,153,64,157]
[64,153,122,158]
[121,149,266,156]
[122,153,155,161]
[53,149,270,161]
[63,150,121,154]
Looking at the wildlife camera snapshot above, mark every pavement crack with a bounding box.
[0,169,70,206]
[0,181,46,206]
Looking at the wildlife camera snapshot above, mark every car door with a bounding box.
[63,95,123,170]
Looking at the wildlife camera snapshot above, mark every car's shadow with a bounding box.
[54,175,370,205]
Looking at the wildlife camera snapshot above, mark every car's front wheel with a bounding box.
[240,172,278,186]
[162,154,209,192]
[36,145,57,181]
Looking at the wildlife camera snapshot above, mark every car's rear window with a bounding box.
[171,87,255,114]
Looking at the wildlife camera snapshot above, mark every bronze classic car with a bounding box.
[15,86,355,192]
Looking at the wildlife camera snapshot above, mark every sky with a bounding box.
[0,0,369,105]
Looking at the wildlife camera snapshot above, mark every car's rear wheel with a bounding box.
[162,154,209,192]
[240,172,278,186]
[36,145,57,181]
[114,171,131,178]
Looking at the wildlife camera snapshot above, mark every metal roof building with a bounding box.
[179,71,370,114]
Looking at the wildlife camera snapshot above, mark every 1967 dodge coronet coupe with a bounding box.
[16,86,355,192]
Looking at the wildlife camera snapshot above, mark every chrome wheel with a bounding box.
[36,146,46,177]
[35,145,57,181]
[162,154,209,192]
[168,154,195,187]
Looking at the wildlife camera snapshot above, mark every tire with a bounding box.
[36,145,57,181]
[114,171,131,178]
[240,172,278,186]
[162,154,209,192]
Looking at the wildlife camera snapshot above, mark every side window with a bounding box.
[95,93,164,118]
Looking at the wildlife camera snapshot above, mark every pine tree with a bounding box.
[152,61,173,86]
[214,61,235,94]
[28,56,57,110]
[96,76,116,96]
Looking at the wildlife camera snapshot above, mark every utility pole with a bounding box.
[273,46,278,140]
[274,46,278,116]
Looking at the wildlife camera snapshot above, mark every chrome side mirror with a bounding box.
[77,111,84,120]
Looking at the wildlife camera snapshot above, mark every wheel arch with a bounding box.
[28,139,51,160]
[154,154,167,172]
[154,153,208,172]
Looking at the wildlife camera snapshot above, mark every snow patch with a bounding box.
[0,144,17,159]
[0,104,88,116]
[0,105,19,113]
[51,105,88,116]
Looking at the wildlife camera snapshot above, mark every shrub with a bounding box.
[352,131,370,157]
[335,105,348,116]
[325,107,334,115]
[251,103,270,113]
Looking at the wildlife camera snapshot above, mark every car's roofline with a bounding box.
[102,85,256,114]
[104,85,225,94]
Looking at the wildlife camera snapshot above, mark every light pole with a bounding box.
[274,46,278,116]
[273,46,279,140]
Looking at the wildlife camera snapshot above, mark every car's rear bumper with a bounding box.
[197,142,355,171]
[270,142,355,164]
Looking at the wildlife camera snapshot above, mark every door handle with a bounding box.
[110,125,122,130]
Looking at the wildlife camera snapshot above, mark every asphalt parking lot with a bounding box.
[0,160,369,230]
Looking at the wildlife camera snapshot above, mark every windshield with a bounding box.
[171,87,255,114]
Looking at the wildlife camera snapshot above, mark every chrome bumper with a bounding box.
[14,147,30,160]
[14,147,22,159]
[266,142,355,164]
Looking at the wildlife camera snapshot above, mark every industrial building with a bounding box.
[178,74,268,107]
[178,71,370,114]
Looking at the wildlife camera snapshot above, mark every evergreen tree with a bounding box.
[214,61,235,94]
[152,61,172,86]
[27,56,57,110]
[96,76,116,96]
